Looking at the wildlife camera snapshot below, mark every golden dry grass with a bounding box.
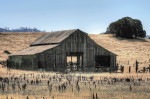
[89,34,150,72]
[0,32,45,61]
[0,67,150,99]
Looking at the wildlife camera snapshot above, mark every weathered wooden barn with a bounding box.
[7,29,117,72]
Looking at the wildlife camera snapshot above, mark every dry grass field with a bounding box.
[0,32,44,61]
[0,32,150,99]
[0,67,150,99]
[90,34,150,72]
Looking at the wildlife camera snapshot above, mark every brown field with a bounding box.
[0,32,150,99]
[0,32,44,61]
[90,34,150,72]
[0,67,150,99]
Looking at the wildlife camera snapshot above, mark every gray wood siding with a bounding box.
[39,30,116,71]
[8,55,37,69]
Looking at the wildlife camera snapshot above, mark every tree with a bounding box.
[106,17,146,39]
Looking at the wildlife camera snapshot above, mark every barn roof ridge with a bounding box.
[30,29,80,46]
[48,29,79,33]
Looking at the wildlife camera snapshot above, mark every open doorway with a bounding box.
[66,52,83,71]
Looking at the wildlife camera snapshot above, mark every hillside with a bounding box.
[89,34,150,72]
[0,32,150,72]
[0,32,45,61]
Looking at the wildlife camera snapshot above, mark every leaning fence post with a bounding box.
[143,67,146,73]
[93,92,95,99]
[26,96,29,99]
[130,85,132,91]
[96,93,98,99]
[129,66,131,73]
[149,65,150,73]
[135,60,139,73]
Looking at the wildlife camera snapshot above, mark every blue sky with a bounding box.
[0,0,150,34]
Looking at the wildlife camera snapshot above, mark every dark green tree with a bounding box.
[106,17,146,39]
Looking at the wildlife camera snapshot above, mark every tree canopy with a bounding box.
[106,17,146,39]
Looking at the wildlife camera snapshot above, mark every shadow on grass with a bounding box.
[111,36,148,42]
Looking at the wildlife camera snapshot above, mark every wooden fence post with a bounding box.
[149,65,150,73]
[129,66,131,73]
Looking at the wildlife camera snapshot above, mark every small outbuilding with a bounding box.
[7,29,117,72]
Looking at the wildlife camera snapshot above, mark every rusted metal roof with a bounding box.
[31,29,78,46]
[10,44,58,55]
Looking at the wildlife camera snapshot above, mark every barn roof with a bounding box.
[31,29,79,46]
[10,44,58,55]
[9,29,117,56]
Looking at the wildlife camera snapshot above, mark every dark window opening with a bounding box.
[95,55,111,67]
[38,61,43,68]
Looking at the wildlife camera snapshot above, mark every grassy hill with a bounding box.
[89,34,150,72]
[0,32,45,61]
[0,32,150,72]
